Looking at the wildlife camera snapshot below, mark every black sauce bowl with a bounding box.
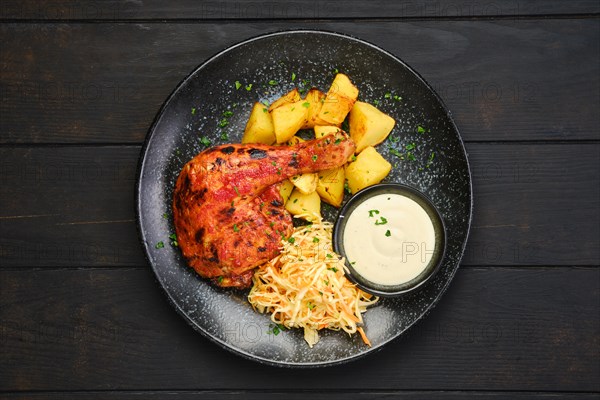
[333,183,447,297]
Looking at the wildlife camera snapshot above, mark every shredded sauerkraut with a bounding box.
[248,214,378,347]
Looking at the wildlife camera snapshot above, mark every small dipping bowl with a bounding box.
[333,183,446,297]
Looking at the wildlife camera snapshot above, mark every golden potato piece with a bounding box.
[290,173,318,195]
[270,99,309,143]
[317,73,359,126]
[316,167,345,207]
[268,88,301,112]
[314,125,341,139]
[279,180,295,204]
[349,101,396,153]
[285,188,322,222]
[345,146,392,194]
[242,103,276,145]
[301,89,331,129]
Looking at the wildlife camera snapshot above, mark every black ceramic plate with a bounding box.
[136,30,472,367]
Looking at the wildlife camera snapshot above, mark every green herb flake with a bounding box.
[312,155,318,162]
[218,118,229,128]
[384,92,392,99]
[417,125,426,134]
[407,152,417,161]
[405,143,416,151]
[169,233,177,240]
[389,148,404,159]
[373,99,380,106]
[368,209,380,218]
[328,267,339,273]
[269,222,275,227]
[162,213,168,219]
[262,108,268,113]
[200,136,211,146]
[334,138,342,145]
[217,276,224,283]
[220,132,229,141]
[291,72,296,81]
[385,229,391,237]
[233,186,240,195]
[375,216,388,225]
[245,83,253,91]
[307,302,315,310]
[233,224,239,232]
[191,107,196,115]
[333,68,339,74]
[313,237,320,243]
[302,102,310,108]
[155,241,164,249]
[222,110,233,118]
[326,253,333,259]
[288,237,296,244]
[235,81,242,90]
[268,80,278,86]
[293,198,298,203]
[393,94,402,101]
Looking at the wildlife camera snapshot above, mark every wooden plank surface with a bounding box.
[1,19,598,144]
[2,391,599,400]
[0,267,598,392]
[1,143,597,268]
[1,0,598,20]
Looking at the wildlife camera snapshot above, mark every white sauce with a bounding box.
[343,193,436,286]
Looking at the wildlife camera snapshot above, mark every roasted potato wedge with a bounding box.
[242,102,276,145]
[345,146,392,194]
[290,173,318,195]
[279,180,295,204]
[270,99,309,143]
[316,167,345,207]
[285,188,322,221]
[302,89,331,129]
[268,88,301,112]
[314,125,341,139]
[349,101,396,153]
[317,73,359,126]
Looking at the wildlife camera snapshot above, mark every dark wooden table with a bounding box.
[1,2,599,399]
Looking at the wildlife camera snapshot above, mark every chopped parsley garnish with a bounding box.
[333,68,339,74]
[200,136,211,146]
[375,216,388,225]
[217,276,224,283]
[393,94,402,101]
[233,186,240,195]
[291,72,296,81]
[426,152,436,168]
[407,152,417,161]
[334,138,342,145]
[222,110,233,118]
[405,143,416,151]
[417,125,426,134]
[287,237,296,244]
[373,99,380,106]
[220,132,229,140]
[268,323,285,335]
[268,80,278,86]
[302,102,310,108]
[307,302,315,310]
[155,241,164,249]
[384,92,392,99]
[313,237,320,243]
[169,233,177,240]
[191,107,196,115]
[162,213,168,219]
[328,267,339,273]
[326,253,333,259]
[368,209,380,218]
[245,83,253,91]
[312,155,318,162]
[389,148,404,159]
[234,81,242,90]
[385,230,391,237]
[218,118,229,128]
[233,224,239,232]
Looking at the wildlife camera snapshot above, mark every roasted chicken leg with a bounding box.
[173,132,355,288]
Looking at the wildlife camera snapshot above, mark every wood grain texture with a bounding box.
[0,267,598,392]
[1,19,598,144]
[1,143,598,268]
[1,0,598,20]
[2,391,600,400]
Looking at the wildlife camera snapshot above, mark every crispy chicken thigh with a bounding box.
[173,132,355,288]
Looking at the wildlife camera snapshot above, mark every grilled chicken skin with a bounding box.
[173,132,355,288]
